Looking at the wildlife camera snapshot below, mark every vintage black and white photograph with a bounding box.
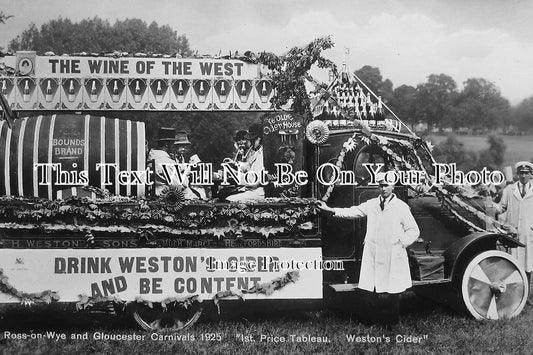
[0,0,532,353]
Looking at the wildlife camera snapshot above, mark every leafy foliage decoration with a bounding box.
[75,293,201,312]
[76,271,298,317]
[0,196,319,240]
[212,271,300,314]
[257,36,336,115]
[0,268,60,306]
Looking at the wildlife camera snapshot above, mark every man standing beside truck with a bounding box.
[318,172,420,325]
[494,161,533,304]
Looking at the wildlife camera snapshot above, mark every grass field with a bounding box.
[2,293,533,354]
[428,134,533,169]
[0,134,531,354]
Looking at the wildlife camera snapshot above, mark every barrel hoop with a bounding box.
[114,118,120,196]
[0,114,145,198]
[126,119,132,197]
[32,115,43,197]
[17,118,27,195]
[136,121,146,197]
[4,121,12,196]
[37,115,50,198]
[8,119,21,196]
[47,114,56,199]
[84,115,90,189]
[22,116,36,197]
[0,121,6,196]
[100,116,105,190]
[118,119,127,196]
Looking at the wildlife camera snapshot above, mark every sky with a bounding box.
[1,0,532,105]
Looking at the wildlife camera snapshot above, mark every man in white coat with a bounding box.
[494,161,533,303]
[147,127,180,196]
[318,171,420,324]
[226,122,265,202]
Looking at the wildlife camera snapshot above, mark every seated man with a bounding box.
[266,146,299,198]
[216,130,251,200]
[224,129,250,165]
[226,123,265,202]
[147,127,181,196]
[173,131,207,200]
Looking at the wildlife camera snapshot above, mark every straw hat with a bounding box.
[173,130,192,145]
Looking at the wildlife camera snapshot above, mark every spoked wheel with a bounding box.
[132,301,203,331]
[461,250,528,320]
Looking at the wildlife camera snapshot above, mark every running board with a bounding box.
[328,283,358,293]
[328,278,452,293]
[412,278,451,286]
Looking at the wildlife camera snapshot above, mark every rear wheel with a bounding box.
[460,250,527,320]
[132,301,203,331]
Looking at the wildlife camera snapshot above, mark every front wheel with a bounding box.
[460,250,528,320]
[132,300,203,331]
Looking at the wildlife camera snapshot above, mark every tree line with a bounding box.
[3,16,533,135]
[7,17,192,56]
[355,66,531,134]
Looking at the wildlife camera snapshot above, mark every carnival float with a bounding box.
[0,38,527,330]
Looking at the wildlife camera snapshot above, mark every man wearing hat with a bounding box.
[172,131,206,200]
[226,122,265,202]
[494,161,533,302]
[233,129,250,163]
[222,130,250,166]
[148,127,181,196]
[217,130,252,201]
[318,171,420,325]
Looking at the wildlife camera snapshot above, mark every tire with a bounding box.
[132,301,203,331]
[459,250,528,320]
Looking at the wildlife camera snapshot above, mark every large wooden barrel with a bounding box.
[0,114,146,198]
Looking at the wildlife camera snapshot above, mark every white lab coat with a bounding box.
[332,194,420,294]
[496,182,533,272]
[148,149,179,196]
[147,150,206,199]
[226,147,265,202]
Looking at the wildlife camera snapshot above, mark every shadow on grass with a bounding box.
[0,303,135,332]
[0,291,459,333]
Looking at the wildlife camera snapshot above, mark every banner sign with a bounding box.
[0,52,275,111]
[0,248,323,303]
[2,54,260,78]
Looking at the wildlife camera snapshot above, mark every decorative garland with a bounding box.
[212,270,300,314]
[76,293,201,312]
[435,187,510,234]
[0,196,319,241]
[321,132,360,201]
[2,261,299,319]
[439,198,485,233]
[243,270,300,296]
[0,269,60,306]
[159,186,185,212]
[320,126,512,234]
[75,271,299,317]
[76,294,125,311]
[310,67,515,235]
[312,82,511,235]
[256,36,336,115]
[306,120,330,145]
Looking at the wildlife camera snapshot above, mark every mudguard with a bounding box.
[443,231,524,280]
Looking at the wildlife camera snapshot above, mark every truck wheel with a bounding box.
[460,250,527,320]
[132,302,203,331]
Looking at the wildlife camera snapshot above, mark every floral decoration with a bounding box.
[0,196,319,241]
[0,268,60,306]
